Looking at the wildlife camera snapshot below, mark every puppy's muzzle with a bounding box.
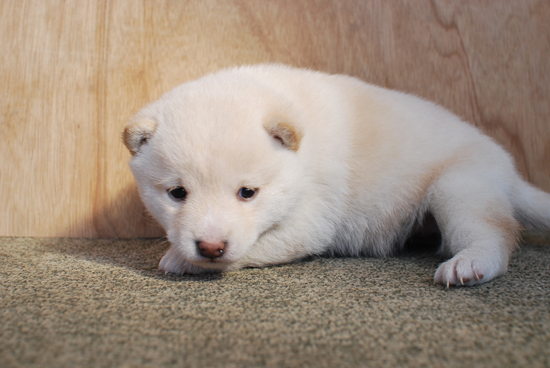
[196,240,227,259]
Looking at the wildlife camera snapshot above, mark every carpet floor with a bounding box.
[1,237,549,367]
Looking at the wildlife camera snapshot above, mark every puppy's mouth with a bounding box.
[202,257,226,264]
[192,252,237,268]
[192,258,234,270]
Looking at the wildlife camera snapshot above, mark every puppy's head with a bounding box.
[123,73,305,270]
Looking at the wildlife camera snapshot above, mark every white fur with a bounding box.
[124,64,550,287]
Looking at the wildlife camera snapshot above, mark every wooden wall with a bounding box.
[1,0,549,238]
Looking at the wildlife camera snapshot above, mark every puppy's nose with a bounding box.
[196,240,226,259]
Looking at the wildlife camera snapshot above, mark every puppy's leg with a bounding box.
[159,246,210,275]
[430,170,519,287]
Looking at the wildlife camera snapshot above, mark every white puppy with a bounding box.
[123,64,550,287]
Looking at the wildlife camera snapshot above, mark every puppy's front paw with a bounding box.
[159,246,208,275]
[434,251,506,287]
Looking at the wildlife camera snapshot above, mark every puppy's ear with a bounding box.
[264,121,303,152]
[123,118,158,155]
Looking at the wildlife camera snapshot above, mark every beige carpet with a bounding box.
[1,237,549,367]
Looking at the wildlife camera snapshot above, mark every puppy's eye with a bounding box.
[238,187,257,200]
[168,186,187,201]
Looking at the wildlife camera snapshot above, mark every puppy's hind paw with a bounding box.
[434,253,502,287]
[159,246,208,275]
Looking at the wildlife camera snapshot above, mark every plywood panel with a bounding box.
[1,1,108,237]
[1,0,549,237]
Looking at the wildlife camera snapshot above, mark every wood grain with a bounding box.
[1,0,549,237]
